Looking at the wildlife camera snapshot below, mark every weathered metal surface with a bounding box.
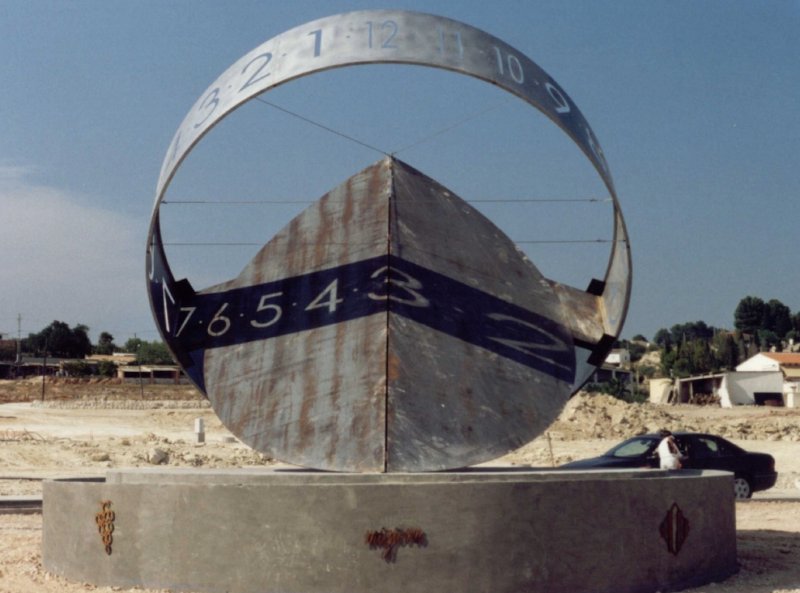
[169,159,575,471]
[201,161,392,471]
[385,160,573,471]
[146,10,633,472]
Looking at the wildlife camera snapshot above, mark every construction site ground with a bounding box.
[1,378,799,593]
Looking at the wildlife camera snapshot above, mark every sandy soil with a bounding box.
[1,379,799,593]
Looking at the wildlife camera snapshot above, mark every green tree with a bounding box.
[97,360,118,377]
[757,329,781,351]
[123,337,145,354]
[27,321,92,358]
[660,347,677,377]
[94,331,117,355]
[671,342,693,377]
[124,338,174,365]
[669,321,714,343]
[661,336,717,378]
[653,328,672,349]
[713,332,739,370]
[689,339,714,373]
[763,299,792,338]
[62,360,92,376]
[734,296,765,333]
[0,341,16,361]
[627,341,647,363]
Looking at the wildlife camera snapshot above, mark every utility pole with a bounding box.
[41,338,47,402]
[135,333,145,399]
[15,313,21,365]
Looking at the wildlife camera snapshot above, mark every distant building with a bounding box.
[650,352,800,408]
[583,349,632,386]
[117,364,187,384]
[86,352,137,366]
[734,352,800,407]
[604,349,631,368]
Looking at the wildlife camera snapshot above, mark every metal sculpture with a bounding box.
[147,10,631,472]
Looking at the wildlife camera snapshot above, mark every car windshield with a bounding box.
[607,437,656,459]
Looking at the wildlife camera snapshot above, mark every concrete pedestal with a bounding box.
[43,468,736,593]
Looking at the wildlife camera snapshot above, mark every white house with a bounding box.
[717,371,783,407]
[651,352,800,408]
[733,352,800,407]
[604,349,631,367]
[713,352,800,407]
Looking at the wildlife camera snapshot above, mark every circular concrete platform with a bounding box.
[43,468,736,593]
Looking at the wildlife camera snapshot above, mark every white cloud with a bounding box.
[1,169,154,343]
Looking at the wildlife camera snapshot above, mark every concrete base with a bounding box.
[43,468,736,593]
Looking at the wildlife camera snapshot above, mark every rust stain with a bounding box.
[296,331,319,453]
[95,500,115,556]
[365,527,427,562]
[386,350,401,383]
[313,187,332,267]
[325,315,346,464]
[341,175,355,230]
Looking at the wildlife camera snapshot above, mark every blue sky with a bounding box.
[1,1,798,346]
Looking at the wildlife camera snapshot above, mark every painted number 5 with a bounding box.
[251,292,283,328]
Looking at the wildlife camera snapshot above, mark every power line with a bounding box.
[391,99,510,155]
[253,96,389,157]
[163,199,315,205]
[163,239,620,247]
[162,197,610,205]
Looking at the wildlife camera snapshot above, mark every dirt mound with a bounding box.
[553,392,800,442]
[551,392,682,439]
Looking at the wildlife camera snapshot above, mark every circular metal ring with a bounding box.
[148,10,630,347]
[147,10,632,471]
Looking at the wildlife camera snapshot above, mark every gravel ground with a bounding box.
[1,381,799,592]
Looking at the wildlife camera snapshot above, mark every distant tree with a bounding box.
[62,360,92,376]
[637,364,657,379]
[123,337,144,354]
[793,313,800,334]
[671,343,694,377]
[757,329,781,351]
[27,321,92,358]
[97,360,118,377]
[627,341,647,363]
[631,334,648,343]
[734,296,765,333]
[0,341,16,361]
[660,336,718,378]
[690,339,714,373]
[660,347,678,377]
[669,321,714,344]
[653,328,672,349]
[94,331,117,355]
[124,338,174,365]
[763,299,792,338]
[713,332,739,370]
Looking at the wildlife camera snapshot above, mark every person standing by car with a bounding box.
[657,430,683,470]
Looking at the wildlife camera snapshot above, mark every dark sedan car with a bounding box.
[561,432,777,499]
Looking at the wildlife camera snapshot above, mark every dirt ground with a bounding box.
[1,378,799,593]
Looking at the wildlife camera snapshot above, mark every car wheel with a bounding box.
[733,476,752,499]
